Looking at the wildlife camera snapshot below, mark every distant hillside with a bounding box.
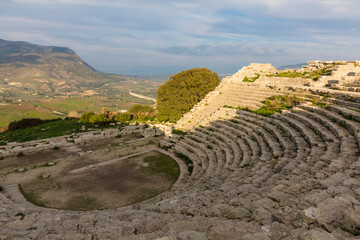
[0,39,159,127]
[0,39,144,94]
[277,63,306,70]
[127,74,170,83]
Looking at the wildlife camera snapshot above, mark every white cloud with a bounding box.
[1,0,360,73]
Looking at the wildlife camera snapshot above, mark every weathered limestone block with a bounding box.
[343,206,360,236]
[328,80,340,84]
[304,197,352,232]
[178,231,207,240]
[254,207,273,225]
[241,233,270,240]
[226,207,251,220]
[299,229,337,240]
[143,128,156,138]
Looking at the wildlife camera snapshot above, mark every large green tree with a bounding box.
[157,68,220,122]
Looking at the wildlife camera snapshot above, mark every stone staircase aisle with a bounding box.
[175,80,285,131]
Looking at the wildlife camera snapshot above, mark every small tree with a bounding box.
[80,112,95,123]
[101,107,107,115]
[89,114,110,124]
[129,104,155,119]
[114,112,131,123]
[157,68,220,122]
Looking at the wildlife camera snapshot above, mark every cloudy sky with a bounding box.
[0,0,359,74]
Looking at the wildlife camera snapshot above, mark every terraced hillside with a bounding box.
[1,63,360,239]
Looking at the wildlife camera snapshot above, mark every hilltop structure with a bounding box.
[1,61,360,239]
[175,61,360,130]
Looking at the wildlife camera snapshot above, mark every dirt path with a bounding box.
[69,147,156,174]
[129,90,156,103]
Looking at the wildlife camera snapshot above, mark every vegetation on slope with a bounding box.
[243,74,260,82]
[156,68,220,122]
[0,103,156,143]
[267,68,333,81]
[80,105,156,124]
[0,119,94,143]
[225,94,303,117]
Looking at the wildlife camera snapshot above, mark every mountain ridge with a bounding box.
[0,39,159,127]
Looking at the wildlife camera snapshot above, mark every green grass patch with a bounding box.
[238,94,302,117]
[175,152,194,174]
[0,119,93,143]
[0,107,59,128]
[15,212,25,220]
[172,129,186,136]
[143,152,180,182]
[309,96,328,108]
[243,74,260,82]
[267,68,332,81]
[18,184,45,207]
[269,197,281,203]
[26,227,37,231]
[65,195,102,211]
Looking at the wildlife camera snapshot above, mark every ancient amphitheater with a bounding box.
[1,61,360,239]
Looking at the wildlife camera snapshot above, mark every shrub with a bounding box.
[89,114,110,125]
[114,112,131,123]
[129,104,155,118]
[80,112,95,123]
[157,68,220,122]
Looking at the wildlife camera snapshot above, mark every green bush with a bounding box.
[129,104,155,118]
[89,114,110,125]
[114,112,131,123]
[157,68,220,122]
[139,115,150,121]
[80,112,95,123]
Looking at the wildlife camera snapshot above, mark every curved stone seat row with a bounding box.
[159,99,360,239]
